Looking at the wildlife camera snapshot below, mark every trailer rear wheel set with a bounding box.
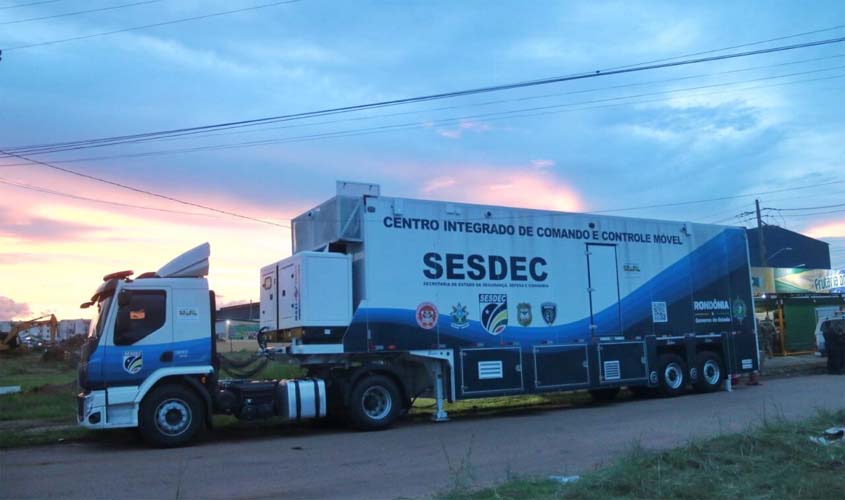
[655,350,724,397]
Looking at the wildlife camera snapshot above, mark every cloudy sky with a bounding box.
[1,0,843,320]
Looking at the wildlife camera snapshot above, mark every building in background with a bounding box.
[0,318,90,345]
[215,302,260,342]
[748,226,844,354]
[747,226,831,269]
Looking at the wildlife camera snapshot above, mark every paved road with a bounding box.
[3,375,844,500]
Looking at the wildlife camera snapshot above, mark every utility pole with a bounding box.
[755,198,768,267]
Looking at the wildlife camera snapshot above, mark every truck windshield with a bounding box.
[87,295,113,341]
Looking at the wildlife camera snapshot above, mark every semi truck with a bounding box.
[77,181,759,446]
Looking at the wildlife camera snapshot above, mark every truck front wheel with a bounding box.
[347,375,401,431]
[139,384,204,447]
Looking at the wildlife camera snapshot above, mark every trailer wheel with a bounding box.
[693,351,724,393]
[657,354,687,397]
[139,384,204,447]
[347,375,401,431]
[589,388,620,402]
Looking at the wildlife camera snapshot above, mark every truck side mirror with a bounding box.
[117,290,131,307]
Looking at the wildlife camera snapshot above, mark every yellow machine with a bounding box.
[0,314,58,352]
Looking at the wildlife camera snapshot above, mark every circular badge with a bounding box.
[416,302,438,330]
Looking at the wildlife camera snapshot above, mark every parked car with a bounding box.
[816,317,845,355]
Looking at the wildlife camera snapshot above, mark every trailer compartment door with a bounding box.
[259,265,277,330]
[586,244,621,336]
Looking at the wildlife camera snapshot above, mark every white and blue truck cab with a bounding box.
[77,244,219,445]
[78,181,759,447]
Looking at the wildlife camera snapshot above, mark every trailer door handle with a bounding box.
[160,351,173,362]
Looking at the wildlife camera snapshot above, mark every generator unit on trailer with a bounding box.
[77,181,759,446]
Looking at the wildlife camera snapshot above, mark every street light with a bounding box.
[766,247,792,264]
[226,320,232,353]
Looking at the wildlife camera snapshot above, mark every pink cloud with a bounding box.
[0,296,31,321]
[804,221,845,239]
[419,164,581,212]
[0,168,310,320]
[0,207,102,243]
[436,119,492,139]
[530,159,555,170]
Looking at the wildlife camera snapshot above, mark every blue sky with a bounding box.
[0,0,843,318]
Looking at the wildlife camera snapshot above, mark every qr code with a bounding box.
[651,301,668,323]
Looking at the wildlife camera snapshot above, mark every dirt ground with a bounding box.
[2,374,844,500]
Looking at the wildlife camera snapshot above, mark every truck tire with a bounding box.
[347,374,401,431]
[693,351,724,393]
[589,387,620,402]
[139,384,204,447]
[657,353,687,397]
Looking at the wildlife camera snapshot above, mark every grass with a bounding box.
[0,352,81,448]
[412,392,593,417]
[436,409,845,500]
[218,349,304,380]
[0,353,76,390]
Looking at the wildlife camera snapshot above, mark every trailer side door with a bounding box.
[586,244,622,336]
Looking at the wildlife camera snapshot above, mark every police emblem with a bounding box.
[416,302,438,330]
[123,351,143,374]
[541,302,556,325]
[450,303,469,329]
[732,297,747,322]
[517,303,532,326]
[479,294,507,335]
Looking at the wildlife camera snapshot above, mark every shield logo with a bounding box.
[416,302,438,330]
[450,303,469,329]
[123,351,143,374]
[517,303,532,326]
[541,302,556,325]
[479,294,508,335]
[732,297,747,323]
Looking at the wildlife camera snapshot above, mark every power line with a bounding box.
[4,32,845,152]
[3,157,841,229]
[1,0,302,51]
[591,180,845,215]
[0,0,63,10]
[0,0,162,25]
[708,196,845,224]
[8,52,845,158]
[777,209,845,217]
[0,177,222,217]
[0,149,290,228]
[765,202,845,211]
[5,68,842,168]
[703,189,845,223]
[104,52,845,149]
[605,25,845,71]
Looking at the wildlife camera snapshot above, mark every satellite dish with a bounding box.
[157,242,210,278]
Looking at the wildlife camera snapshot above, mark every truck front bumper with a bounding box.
[77,390,107,429]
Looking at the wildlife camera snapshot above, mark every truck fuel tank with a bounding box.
[217,379,327,422]
[275,379,327,421]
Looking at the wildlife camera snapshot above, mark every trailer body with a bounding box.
[262,183,758,401]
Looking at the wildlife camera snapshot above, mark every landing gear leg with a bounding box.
[430,361,449,422]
